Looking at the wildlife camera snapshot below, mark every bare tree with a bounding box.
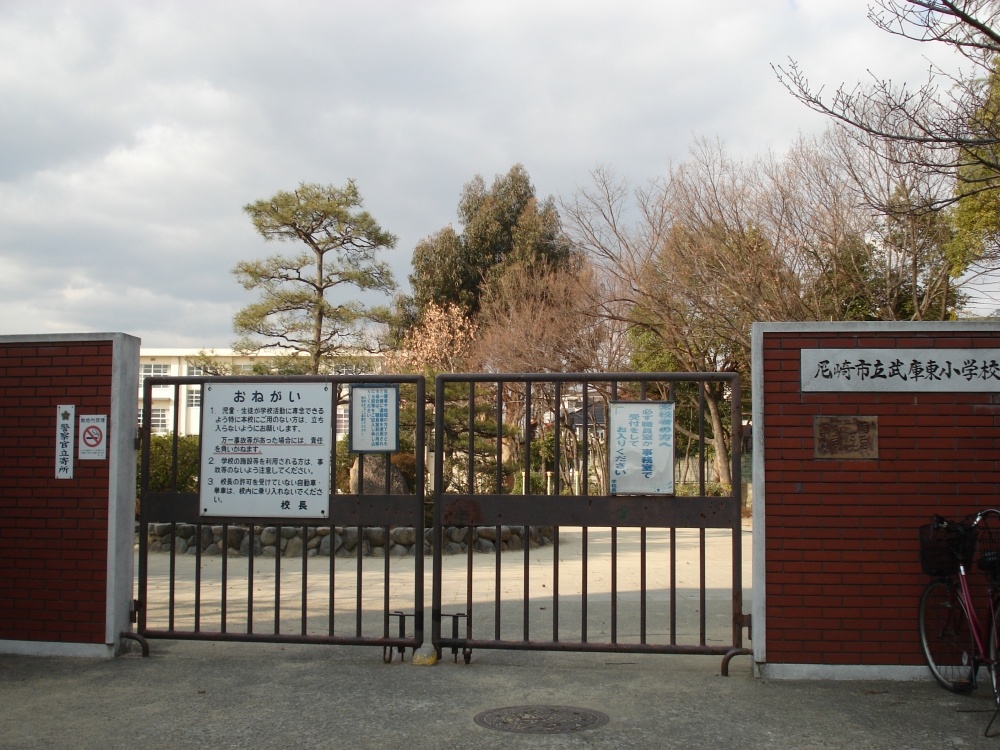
[473,258,631,375]
[383,302,477,375]
[470,258,632,494]
[774,1,1000,203]
[767,129,965,320]
[775,3,1000,312]
[563,153,771,486]
[824,127,967,318]
[563,139,912,485]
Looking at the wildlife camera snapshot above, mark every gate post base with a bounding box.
[120,631,150,657]
[411,646,438,666]
[721,648,752,676]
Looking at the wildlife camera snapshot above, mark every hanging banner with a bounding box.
[55,405,75,479]
[609,401,675,495]
[349,384,399,453]
[199,382,333,518]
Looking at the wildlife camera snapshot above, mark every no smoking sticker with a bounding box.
[78,415,107,460]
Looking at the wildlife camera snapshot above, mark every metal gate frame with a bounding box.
[430,372,751,673]
[133,370,750,672]
[133,373,426,659]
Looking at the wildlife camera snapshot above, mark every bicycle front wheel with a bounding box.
[919,579,976,692]
[989,601,1000,705]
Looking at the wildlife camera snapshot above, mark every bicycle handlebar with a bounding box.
[932,509,1000,530]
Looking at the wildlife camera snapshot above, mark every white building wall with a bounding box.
[138,348,359,437]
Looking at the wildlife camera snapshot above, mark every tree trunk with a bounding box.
[704,384,732,488]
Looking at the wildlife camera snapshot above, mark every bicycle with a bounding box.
[919,509,1000,736]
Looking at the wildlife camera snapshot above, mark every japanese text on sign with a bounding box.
[802,349,1000,392]
[199,383,332,518]
[349,385,399,453]
[55,404,74,479]
[814,416,878,460]
[78,414,107,460]
[609,401,674,495]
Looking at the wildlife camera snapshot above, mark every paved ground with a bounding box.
[2,642,999,749]
[4,526,1000,748]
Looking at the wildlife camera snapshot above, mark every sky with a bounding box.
[0,1,972,349]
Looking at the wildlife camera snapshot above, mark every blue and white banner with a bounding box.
[609,401,674,495]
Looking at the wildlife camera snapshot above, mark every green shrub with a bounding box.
[139,434,200,494]
[674,481,730,497]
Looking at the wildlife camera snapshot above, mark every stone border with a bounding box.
[141,523,555,558]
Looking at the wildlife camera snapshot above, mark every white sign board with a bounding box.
[200,382,333,518]
[55,404,74,479]
[609,401,674,495]
[802,349,1000,392]
[349,385,399,453]
[78,414,107,460]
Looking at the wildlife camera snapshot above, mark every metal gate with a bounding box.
[134,370,750,671]
[134,374,426,661]
[430,372,751,673]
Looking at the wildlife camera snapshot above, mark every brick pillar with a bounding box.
[0,333,139,656]
[752,322,1000,679]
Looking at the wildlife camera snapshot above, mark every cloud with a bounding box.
[0,0,966,346]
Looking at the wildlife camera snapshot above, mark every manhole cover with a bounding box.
[473,705,610,734]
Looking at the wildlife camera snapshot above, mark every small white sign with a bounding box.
[609,401,674,495]
[349,385,399,453]
[78,415,107,460]
[56,404,74,479]
[199,382,333,519]
[802,349,1000,392]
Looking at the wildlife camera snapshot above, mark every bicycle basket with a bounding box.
[977,528,1000,576]
[919,523,977,576]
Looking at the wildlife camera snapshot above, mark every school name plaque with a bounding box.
[801,349,1000,392]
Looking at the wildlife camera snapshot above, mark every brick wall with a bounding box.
[0,339,116,644]
[756,325,1000,671]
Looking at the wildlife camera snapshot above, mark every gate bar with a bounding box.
[432,371,751,671]
[137,373,426,655]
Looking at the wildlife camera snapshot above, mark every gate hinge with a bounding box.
[134,428,142,451]
[130,599,142,624]
[739,613,752,640]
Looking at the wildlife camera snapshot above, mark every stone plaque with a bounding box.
[813,416,878,460]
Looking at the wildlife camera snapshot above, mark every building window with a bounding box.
[187,387,202,408]
[187,365,205,376]
[150,409,169,433]
[336,406,349,437]
[138,408,169,434]
[140,363,170,389]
